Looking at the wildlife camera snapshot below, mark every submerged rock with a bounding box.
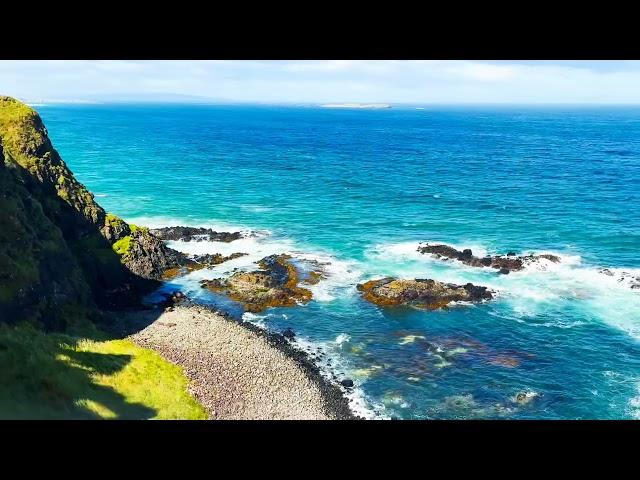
[356,277,493,309]
[150,226,243,243]
[417,243,560,273]
[199,254,314,313]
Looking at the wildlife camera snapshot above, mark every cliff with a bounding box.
[0,96,187,329]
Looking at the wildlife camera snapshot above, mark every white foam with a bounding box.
[240,204,274,213]
[239,313,384,419]
[365,240,640,339]
[292,335,387,419]
[629,384,640,419]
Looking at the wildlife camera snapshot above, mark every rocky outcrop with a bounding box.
[150,226,243,243]
[0,97,190,327]
[417,243,560,273]
[199,254,314,312]
[162,252,248,280]
[357,277,493,309]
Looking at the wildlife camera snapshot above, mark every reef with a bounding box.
[417,243,560,273]
[199,254,316,312]
[357,277,493,309]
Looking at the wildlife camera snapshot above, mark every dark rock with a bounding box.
[417,243,561,273]
[341,379,354,388]
[149,226,243,243]
[282,328,295,340]
[499,268,510,275]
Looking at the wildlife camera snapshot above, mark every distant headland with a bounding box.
[320,103,391,109]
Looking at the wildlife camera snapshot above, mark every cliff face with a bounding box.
[0,97,186,328]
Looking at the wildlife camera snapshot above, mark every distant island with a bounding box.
[320,103,391,109]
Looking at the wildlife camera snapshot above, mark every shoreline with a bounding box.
[113,301,358,420]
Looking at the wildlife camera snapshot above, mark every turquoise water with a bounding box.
[40,104,640,419]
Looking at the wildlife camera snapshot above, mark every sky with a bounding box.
[2,60,640,104]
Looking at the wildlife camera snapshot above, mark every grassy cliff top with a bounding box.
[0,96,48,159]
[0,96,106,227]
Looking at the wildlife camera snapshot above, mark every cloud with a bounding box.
[2,60,640,104]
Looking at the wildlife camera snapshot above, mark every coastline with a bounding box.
[113,301,358,420]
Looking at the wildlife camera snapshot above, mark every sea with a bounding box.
[38,103,640,419]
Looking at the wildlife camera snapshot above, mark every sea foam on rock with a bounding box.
[417,243,560,273]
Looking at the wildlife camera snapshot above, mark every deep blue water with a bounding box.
[39,104,640,419]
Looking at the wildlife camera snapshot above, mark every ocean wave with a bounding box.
[364,240,640,338]
[239,204,274,213]
[140,216,363,305]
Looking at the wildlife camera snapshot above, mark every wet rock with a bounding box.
[157,290,189,310]
[498,268,510,275]
[150,226,243,243]
[340,379,354,388]
[417,243,560,272]
[515,391,540,405]
[356,277,493,309]
[199,254,313,313]
[282,328,295,340]
[163,252,249,280]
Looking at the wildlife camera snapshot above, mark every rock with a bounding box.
[199,254,313,313]
[515,391,540,405]
[340,379,354,388]
[356,277,493,309]
[162,252,249,280]
[117,225,194,280]
[498,268,510,275]
[417,243,561,272]
[282,328,295,340]
[192,252,247,265]
[150,226,243,243]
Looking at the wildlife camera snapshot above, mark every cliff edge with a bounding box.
[0,96,187,328]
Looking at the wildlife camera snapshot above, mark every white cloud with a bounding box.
[1,60,640,104]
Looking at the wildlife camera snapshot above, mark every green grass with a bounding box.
[0,323,208,420]
[112,235,133,256]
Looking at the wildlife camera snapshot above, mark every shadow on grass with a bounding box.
[0,326,160,419]
[0,140,178,419]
